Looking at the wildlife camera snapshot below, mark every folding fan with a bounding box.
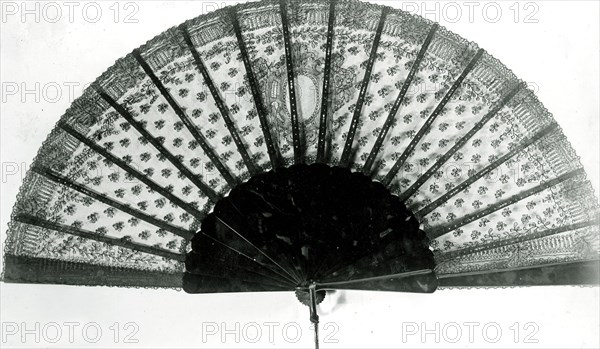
[2,0,599,347]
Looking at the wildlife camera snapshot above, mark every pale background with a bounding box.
[0,0,599,348]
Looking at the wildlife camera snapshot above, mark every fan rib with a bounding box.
[93,85,220,202]
[31,165,195,240]
[362,23,439,174]
[186,249,294,288]
[215,197,308,281]
[14,213,186,261]
[59,122,206,221]
[338,7,389,167]
[132,49,239,188]
[315,268,433,289]
[2,254,184,288]
[279,0,303,164]
[215,216,302,283]
[437,260,600,286]
[416,123,559,217]
[436,219,600,262]
[382,48,485,186]
[427,168,585,239]
[180,24,260,176]
[316,0,337,163]
[196,232,298,285]
[185,268,292,289]
[397,82,524,202]
[227,8,282,169]
[182,273,292,293]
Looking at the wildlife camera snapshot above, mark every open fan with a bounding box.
[2,0,599,347]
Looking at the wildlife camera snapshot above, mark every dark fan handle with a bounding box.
[308,283,320,349]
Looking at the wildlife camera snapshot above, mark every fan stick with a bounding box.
[416,123,559,217]
[3,254,184,288]
[362,23,439,174]
[180,23,260,176]
[31,165,195,240]
[198,233,299,285]
[339,6,389,167]
[279,0,303,164]
[316,247,431,281]
[382,48,485,186]
[308,208,423,280]
[59,122,206,221]
[317,239,431,283]
[437,260,600,286]
[314,269,433,289]
[436,219,600,262]
[227,8,282,169]
[132,49,239,188]
[191,233,298,286]
[316,0,337,164]
[186,255,294,289]
[309,218,417,280]
[182,273,292,293]
[427,168,585,239]
[397,82,524,202]
[225,184,310,281]
[214,216,302,283]
[93,84,220,202]
[14,213,186,261]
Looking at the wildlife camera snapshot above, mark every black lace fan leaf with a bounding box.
[3,0,599,302]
